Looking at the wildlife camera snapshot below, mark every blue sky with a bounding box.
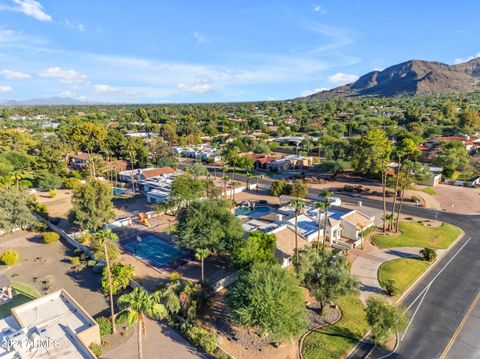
[0,0,479,103]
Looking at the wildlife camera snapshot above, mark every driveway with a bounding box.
[350,246,446,303]
[102,318,206,359]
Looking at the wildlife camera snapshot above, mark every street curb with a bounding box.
[298,307,342,359]
[396,227,465,305]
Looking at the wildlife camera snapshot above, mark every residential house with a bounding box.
[0,289,100,358]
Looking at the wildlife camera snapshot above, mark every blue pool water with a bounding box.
[235,206,273,217]
[113,187,129,195]
[123,235,183,267]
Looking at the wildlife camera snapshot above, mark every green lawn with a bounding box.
[378,258,430,295]
[302,293,368,359]
[416,187,437,196]
[372,222,461,249]
[0,282,40,319]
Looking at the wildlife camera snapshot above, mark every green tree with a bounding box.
[63,122,107,178]
[354,129,391,232]
[69,179,115,231]
[270,180,285,197]
[231,231,277,269]
[102,262,135,295]
[365,297,407,343]
[117,288,168,359]
[297,248,358,313]
[92,229,120,334]
[288,179,308,198]
[0,186,35,233]
[175,198,243,253]
[435,141,470,177]
[186,162,208,180]
[171,174,205,204]
[228,262,307,343]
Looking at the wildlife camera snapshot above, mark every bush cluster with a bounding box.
[42,231,60,244]
[0,250,20,265]
[180,322,217,355]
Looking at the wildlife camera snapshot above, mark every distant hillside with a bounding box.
[303,58,480,99]
[0,96,96,106]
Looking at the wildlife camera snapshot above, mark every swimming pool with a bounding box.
[113,187,130,195]
[235,206,273,218]
[123,235,185,268]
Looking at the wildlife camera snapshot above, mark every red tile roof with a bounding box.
[141,167,176,178]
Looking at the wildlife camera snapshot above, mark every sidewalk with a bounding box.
[350,246,446,303]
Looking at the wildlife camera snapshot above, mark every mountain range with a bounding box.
[303,58,480,99]
[0,96,97,106]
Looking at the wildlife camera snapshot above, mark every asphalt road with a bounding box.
[204,168,480,359]
[338,195,480,359]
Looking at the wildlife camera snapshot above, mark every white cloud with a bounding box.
[0,85,13,93]
[0,0,51,21]
[300,87,328,97]
[327,72,358,85]
[313,5,326,14]
[39,67,87,84]
[94,84,135,96]
[61,19,85,32]
[178,79,215,93]
[58,90,86,100]
[193,32,210,45]
[0,69,31,80]
[454,51,480,64]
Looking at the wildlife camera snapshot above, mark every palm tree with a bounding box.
[322,191,333,249]
[195,248,210,285]
[290,198,305,263]
[222,175,230,199]
[380,159,389,234]
[117,288,167,359]
[93,229,119,334]
[230,180,240,202]
[313,201,327,254]
[385,213,394,232]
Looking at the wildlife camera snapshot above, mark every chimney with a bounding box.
[276,213,283,222]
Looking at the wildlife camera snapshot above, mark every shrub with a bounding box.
[31,220,47,232]
[77,232,92,244]
[383,279,399,296]
[366,297,407,343]
[64,177,81,190]
[49,189,57,198]
[181,322,217,355]
[97,316,112,338]
[33,202,49,219]
[89,343,103,357]
[0,250,20,265]
[42,232,60,244]
[420,247,437,262]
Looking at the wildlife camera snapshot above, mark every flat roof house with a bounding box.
[0,289,100,359]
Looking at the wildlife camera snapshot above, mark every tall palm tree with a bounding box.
[313,201,327,253]
[230,180,240,202]
[222,175,230,199]
[290,198,305,264]
[322,191,333,249]
[117,288,167,359]
[380,158,389,234]
[195,248,210,285]
[93,229,120,334]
